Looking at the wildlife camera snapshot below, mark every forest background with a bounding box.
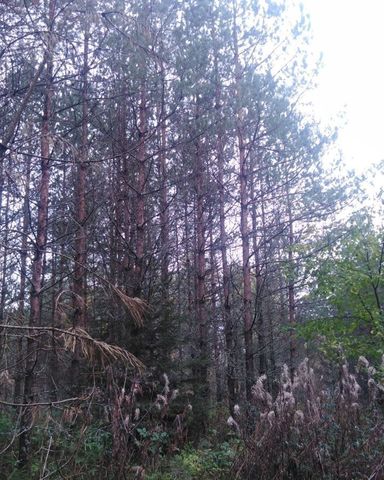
[0,0,383,478]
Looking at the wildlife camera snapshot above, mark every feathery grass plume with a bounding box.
[275,390,295,414]
[170,389,179,401]
[368,378,377,401]
[280,364,291,389]
[260,410,275,427]
[295,358,320,422]
[155,373,178,419]
[274,364,296,415]
[367,375,384,401]
[108,377,143,475]
[111,285,147,327]
[233,359,384,480]
[227,415,240,434]
[357,355,370,372]
[295,357,316,392]
[61,327,144,371]
[174,402,193,446]
[294,409,304,424]
[163,373,170,395]
[267,410,275,425]
[130,465,145,479]
[156,394,167,405]
[340,363,361,404]
[251,374,272,409]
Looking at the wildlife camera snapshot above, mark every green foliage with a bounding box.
[0,411,12,436]
[146,441,238,480]
[72,425,112,474]
[136,427,170,456]
[0,412,17,475]
[299,216,384,362]
[0,416,112,480]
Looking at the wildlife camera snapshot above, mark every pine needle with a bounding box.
[61,327,145,371]
[111,286,148,327]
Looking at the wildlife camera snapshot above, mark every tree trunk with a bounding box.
[232,0,254,400]
[73,17,89,330]
[251,172,267,377]
[194,101,208,387]
[134,78,147,297]
[0,172,10,347]
[209,216,220,403]
[70,13,90,394]
[193,98,209,428]
[14,151,31,403]
[19,0,55,466]
[159,61,169,298]
[214,58,237,412]
[286,183,296,380]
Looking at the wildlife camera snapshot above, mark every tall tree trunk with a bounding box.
[14,152,31,403]
[193,99,209,426]
[73,16,89,330]
[19,0,55,466]
[232,0,254,400]
[70,14,90,394]
[134,78,147,297]
[119,82,132,297]
[185,200,193,322]
[214,57,237,412]
[209,215,219,403]
[251,171,267,377]
[156,65,173,365]
[194,101,208,387]
[286,183,296,380]
[0,172,10,333]
[0,169,10,368]
[159,61,169,299]
[110,96,130,342]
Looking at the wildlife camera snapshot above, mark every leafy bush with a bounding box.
[136,427,170,456]
[146,441,237,480]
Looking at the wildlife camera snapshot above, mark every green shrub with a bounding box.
[146,441,237,480]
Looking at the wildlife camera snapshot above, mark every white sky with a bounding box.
[303,0,384,174]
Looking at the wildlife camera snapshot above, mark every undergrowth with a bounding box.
[146,440,239,480]
[1,358,384,479]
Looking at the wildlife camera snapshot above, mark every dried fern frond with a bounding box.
[61,327,144,372]
[111,286,148,327]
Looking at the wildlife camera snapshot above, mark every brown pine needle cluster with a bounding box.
[61,327,145,371]
[111,285,148,327]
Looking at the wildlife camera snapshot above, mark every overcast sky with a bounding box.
[303,0,384,174]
